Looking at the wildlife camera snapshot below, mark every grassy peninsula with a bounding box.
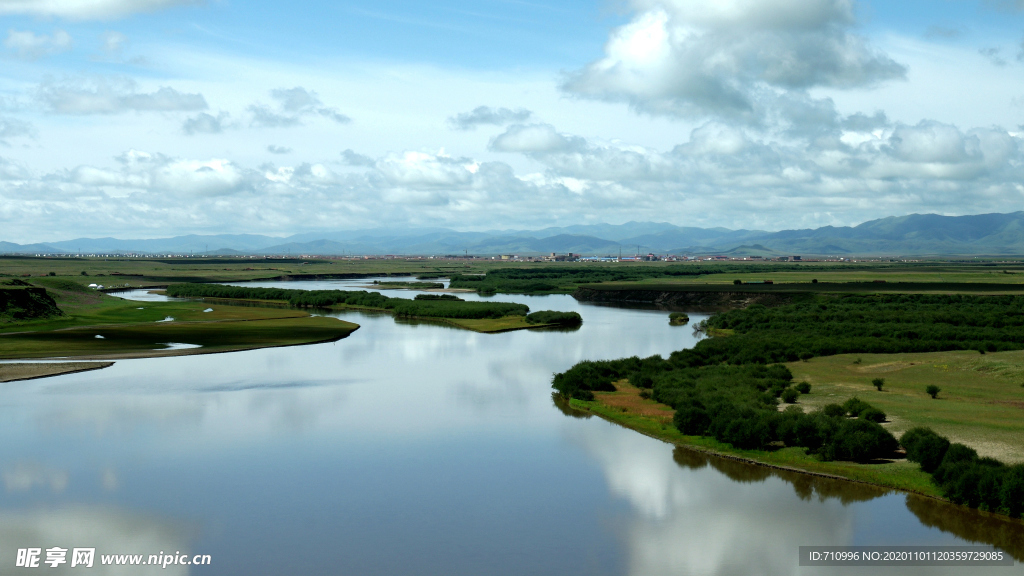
[0,279,358,360]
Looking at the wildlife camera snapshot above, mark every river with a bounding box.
[0,280,1020,575]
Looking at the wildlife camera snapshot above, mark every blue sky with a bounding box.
[2,0,1024,242]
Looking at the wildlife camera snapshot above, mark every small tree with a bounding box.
[80,271,88,276]
[795,382,811,394]
[926,385,941,399]
[781,388,799,403]
[872,378,884,391]
[733,279,742,285]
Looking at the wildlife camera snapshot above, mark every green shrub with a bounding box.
[1001,465,1024,517]
[525,311,583,326]
[795,382,811,394]
[821,419,898,463]
[872,378,884,391]
[822,404,846,418]
[842,397,871,418]
[781,388,799,403]
[901,428,951,474]
[926,385,941,398]
[415,294,462,301]
[860,408,886,423]
[669,312,690,325]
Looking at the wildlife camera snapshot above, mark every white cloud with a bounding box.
[100,30,127,55]
[563,0,905,122]
[489,123,585,154]
[341,149,374,167]
[448,106,532,130]
[4,29,72,60]
[0,0,202,20]
[249,87,350,128]
[52,150,249,197]
[0,116,33,143]
[182,111,230,135]
[979,47,1007,67]
[0,506,190,576]
[37,77,207,114]
[375,150,477,189]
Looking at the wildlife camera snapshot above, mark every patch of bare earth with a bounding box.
[854,361,920,373]
[594,380,675,422]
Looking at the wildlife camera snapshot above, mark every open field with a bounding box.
[788,351,1024,463]
[571,381,940,496]
[0,362,114,382]
[8,256,1024,294]
[0,256,508,288]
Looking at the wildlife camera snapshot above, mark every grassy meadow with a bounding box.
[788,351,1024,463]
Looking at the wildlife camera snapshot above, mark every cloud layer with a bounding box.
[563,0,905,122]
[37,78,207,114]
[448,106,532,130]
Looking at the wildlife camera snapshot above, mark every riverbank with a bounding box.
[0,361,114,382]
[568,380,942,497]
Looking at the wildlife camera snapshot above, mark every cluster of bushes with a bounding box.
[525,311,583,326]
[415,294,462,301]
[902,428,1024,517]
[448,264,869,295]
[671,294,1024,366]
[166,284,529,319]
[669,312,690,325]
[553,357,897,462]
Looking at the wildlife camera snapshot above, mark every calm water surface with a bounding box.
[0,281,1020,575]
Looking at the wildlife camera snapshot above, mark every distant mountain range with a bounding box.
[8,212,1024,257]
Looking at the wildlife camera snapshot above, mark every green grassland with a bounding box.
[0,255,505,288]
[788,351,1024,463]
[0,316,357,359]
